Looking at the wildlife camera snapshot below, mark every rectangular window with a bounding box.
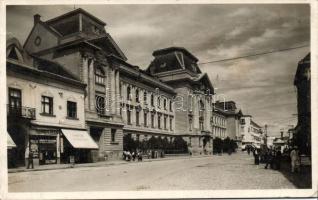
[144,112,147,127]
[158,115,161,129]
[189,117,193,131]
[127,107,131,125]
[67,101,77,118]
[136,110,140,126]
[41,96,53,115]
[111,129,116,143]
[8,88,22,115]
[95,74,105,85]
[164,99,167,110]
[170,117,173,131]
[169,101,172,112]
[164,115,167,130]
[151,114,154,128]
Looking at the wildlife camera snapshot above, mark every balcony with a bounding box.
[7,105,36,120]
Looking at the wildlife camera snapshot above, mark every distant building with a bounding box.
[211,107,227,139]
[240,115,263,148]
[294,53,311,155]
[214,101,243,142]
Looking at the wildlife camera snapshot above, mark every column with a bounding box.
[88,58,95,111]
[110,69,116,115]
[82,56,89,111]
[115,70,120,115]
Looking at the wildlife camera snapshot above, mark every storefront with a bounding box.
[61,129,99,163]
[29,129,59,165]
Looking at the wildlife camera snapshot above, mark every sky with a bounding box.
[6,4,310,137]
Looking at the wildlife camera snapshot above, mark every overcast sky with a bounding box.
[6,4,310,137]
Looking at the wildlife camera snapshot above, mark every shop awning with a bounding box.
[61,129,98,149]
[7,132,16,148]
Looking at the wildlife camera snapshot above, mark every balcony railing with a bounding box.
[7,105,36,120]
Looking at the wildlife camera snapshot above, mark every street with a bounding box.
[8,152,296,192]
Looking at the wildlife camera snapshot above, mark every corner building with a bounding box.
[147,47,214,155]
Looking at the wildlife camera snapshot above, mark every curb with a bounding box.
[8,155,212,173]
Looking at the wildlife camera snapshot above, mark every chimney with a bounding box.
[34,14,41,25]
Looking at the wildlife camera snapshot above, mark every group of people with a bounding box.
[122,150,143,161]
[247,145,301,173]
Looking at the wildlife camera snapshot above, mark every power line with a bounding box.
[198,44,309,65]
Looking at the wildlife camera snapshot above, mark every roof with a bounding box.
[46,8,106,26]
[153,47,199,62]
[31,55,78,80]
[88,34,127,61]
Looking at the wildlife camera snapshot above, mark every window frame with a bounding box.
[41,95,53,115]
[67,101,77,119]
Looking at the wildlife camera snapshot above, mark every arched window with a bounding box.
[95,67,105,85]
[127,86,131,100]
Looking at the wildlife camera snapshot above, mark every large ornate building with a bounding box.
[8,8,218,164]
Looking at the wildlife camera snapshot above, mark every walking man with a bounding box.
[27,151,34,169]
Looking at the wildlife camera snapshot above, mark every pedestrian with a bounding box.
[137,151,143,161]
[253,148,260,166]
[247,145,251,155]
[27,151,34,169]
[290,146,300,173]
[265,149,272,169]
[132,151,136,161]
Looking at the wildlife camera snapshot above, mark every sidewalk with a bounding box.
[8,154,209,173]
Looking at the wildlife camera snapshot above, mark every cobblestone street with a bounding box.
[8,151,297,192]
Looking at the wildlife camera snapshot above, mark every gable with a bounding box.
[24,22,60,54]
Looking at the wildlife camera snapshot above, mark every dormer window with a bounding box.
[95,67,105,85]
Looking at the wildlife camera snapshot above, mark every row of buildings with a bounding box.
[6,8,263,167]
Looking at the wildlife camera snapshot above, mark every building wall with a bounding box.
[211,111,227,139]
[24,23,59,54]
[7,75,85,129]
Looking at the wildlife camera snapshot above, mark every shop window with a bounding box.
[95,67,105,85]
[67,101,77,119]
[41,96,53,115]
[111,129,116,143]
